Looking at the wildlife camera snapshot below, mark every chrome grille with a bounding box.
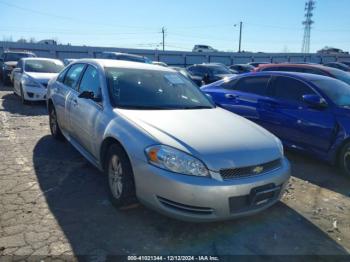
[220,159,282,180]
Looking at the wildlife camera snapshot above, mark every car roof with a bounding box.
[70,59,174,72]
[257,63,331,71]
[101,52,145,58]
[240,71,334,82]
[21,57,63,63]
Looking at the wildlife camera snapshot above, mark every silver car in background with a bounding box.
[13,58,64,104]
[47,59,290,222]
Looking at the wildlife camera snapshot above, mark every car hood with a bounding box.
[116,107,282,171]
[4,61,17,67]
[26,72,59,84]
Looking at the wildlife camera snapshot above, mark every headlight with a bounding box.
[22,76,40,87]
[275,137,284,156]
[145,145,209,177]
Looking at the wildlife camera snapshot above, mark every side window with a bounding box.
[229,76,270,96]
[272,76,315,102]
[79,65,102,99]
[63,64,85,90]
[57,66,70,83]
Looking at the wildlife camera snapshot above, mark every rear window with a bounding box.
[225,76,270,96]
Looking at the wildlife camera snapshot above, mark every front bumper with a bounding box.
[134,158,291,222]
[22,85,47,101]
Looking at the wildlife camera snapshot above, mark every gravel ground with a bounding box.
[0,83,349,259]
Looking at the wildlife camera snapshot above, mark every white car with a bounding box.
[12,58,64,104]
[192,45,218,53]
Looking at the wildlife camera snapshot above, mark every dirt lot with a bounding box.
[0,83,349,258]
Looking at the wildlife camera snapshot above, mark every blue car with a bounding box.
[202,71,350,177]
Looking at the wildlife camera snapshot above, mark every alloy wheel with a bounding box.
[108,155,123,199]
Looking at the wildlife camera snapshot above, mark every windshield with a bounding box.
[326,67,350,85]
[209,66,232,75]
[312,78,350,107]
[4,53,35,62]
[106,68,214,110]
[24,60,64,73]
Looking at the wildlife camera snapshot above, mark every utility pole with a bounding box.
[161,27,166,51]
[235,22,243,53]
[238,21,243,53]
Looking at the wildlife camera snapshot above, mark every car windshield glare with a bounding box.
[312,78,350,107]
[24,60,64,73]
[106,67,215,110]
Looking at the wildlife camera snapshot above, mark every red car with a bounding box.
[255,63,350,85]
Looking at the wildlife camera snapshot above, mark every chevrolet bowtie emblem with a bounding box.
[252,166,264,174]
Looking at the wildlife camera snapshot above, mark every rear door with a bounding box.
[212,75,271,127]
[63,64,86,134]
[263,76,336,152]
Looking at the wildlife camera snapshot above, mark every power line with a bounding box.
[0,0,157,30]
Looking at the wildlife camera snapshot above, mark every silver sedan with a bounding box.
[13,58,64,104]
[47,59,290,222]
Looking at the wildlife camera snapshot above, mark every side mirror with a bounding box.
[78,90,102,103]
[302,94,327,109]
[78,90,95,100]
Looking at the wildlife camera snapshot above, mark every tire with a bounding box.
[20,86,29,105]
[105,144,137,208]
[49,106,64,141]
[338,142,350,178]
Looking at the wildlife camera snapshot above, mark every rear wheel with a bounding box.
[106,144,137,208]
[338,142,350,178]
[49,106,64,141]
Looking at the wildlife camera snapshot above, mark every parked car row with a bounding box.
[4,50,350,222]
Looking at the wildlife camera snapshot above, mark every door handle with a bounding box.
[225,94,238,99]
[72,98,78,106]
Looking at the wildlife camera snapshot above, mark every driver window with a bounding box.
[79,65,102,100]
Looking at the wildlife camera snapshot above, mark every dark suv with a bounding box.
[187,64,236,85]
[0,51,36,84]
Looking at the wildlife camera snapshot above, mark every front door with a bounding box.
[68,65,103,158]
[262,75,336,153]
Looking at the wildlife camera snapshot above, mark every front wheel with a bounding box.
[106,144,137,208]
[20,86,29,105]
[338,142,350,178]
[49,106,64,140]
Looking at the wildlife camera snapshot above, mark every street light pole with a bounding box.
[238,21,243,53]
[162,27,165,51]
